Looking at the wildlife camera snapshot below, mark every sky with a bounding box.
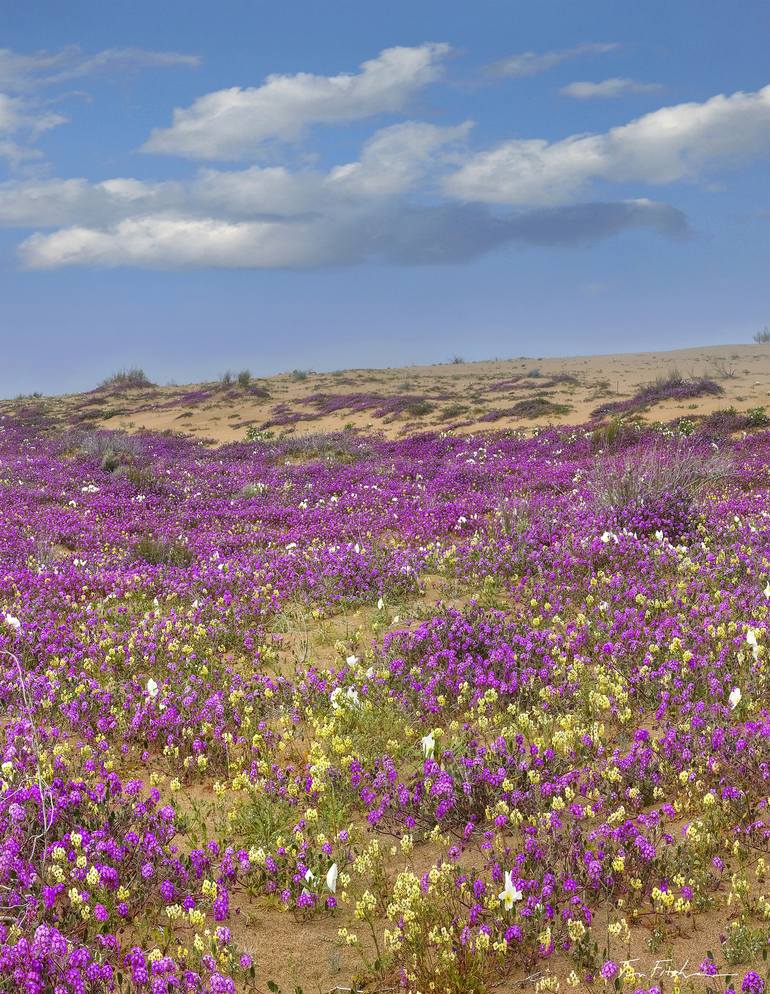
[2,0,770,395]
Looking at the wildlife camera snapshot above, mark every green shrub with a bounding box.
[131,537,193,567]
[100,368,153,389]
[746,406,770,427]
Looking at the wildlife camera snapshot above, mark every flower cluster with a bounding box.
[0,413,768,993]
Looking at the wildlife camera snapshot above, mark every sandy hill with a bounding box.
[4,343,770,442]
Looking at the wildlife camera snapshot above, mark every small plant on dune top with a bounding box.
[99,367,153,389]
[237,369,252,387]
[753,326,770,343]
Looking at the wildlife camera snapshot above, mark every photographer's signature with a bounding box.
[522,959,733,986]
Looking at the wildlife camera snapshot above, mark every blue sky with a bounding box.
[2,0,769,395]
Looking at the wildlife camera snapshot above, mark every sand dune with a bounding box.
[5,343,770,441]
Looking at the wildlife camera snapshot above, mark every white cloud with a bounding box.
[13,44,759,271]
[18,199,687,270]
[0,121,469,227]
[489,42,618,78]
[143,43,452,159]
[0,91,68,164]
[3,118,687,271]
[326,120,471,197]
[0,176,178,226]
[0,45,198,165]
[561,77,664,99]
[444,84,770,204]
[0,46,200,92]
[0,92,67,136]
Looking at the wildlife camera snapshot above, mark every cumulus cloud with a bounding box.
[0,46,200,92]
[444,84,770,204]
[143,43,452,159]
[560,77,664,99]
[489,42,618,78]
[0,121,470,228]
[15,46,770,271]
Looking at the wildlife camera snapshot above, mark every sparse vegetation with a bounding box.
[593,370,723,418]
[99,367,153,389]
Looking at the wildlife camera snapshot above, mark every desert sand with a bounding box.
[4,343,770,441]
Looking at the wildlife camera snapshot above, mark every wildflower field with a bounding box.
[1,412,770,994]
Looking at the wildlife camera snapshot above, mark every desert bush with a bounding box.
[746,406,770,427]
[237,369,252,388]
[268,430,373,463]
[245,426,274,442]
[590,439,733,538]
[438,403,469,421]
[131,536,193,567]
[404,398,434,417]
[64,430,144,471]
[591,440,732,510]
[590,417,643,452]
[114,463,164,491]
[100,367,153,389]
[593,371,723,418]
[696,407,746,439]
[753,326,770,343]
[480,397,571,421]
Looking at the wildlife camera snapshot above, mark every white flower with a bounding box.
[346,655,359,667]
[345,687,360,708]
[330,686,360,710]
[600,531,618,544]
[377,597,384,610]
[3,613,20,631]
[499,870,523,911]
[300,867,316,898]
[326,863,338,893]
[146,678,159,699]
[421,730,436,760]
[746,629,760,661]
[729,686,742,710]
[764,582,770,599]
[654,530,665,542]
